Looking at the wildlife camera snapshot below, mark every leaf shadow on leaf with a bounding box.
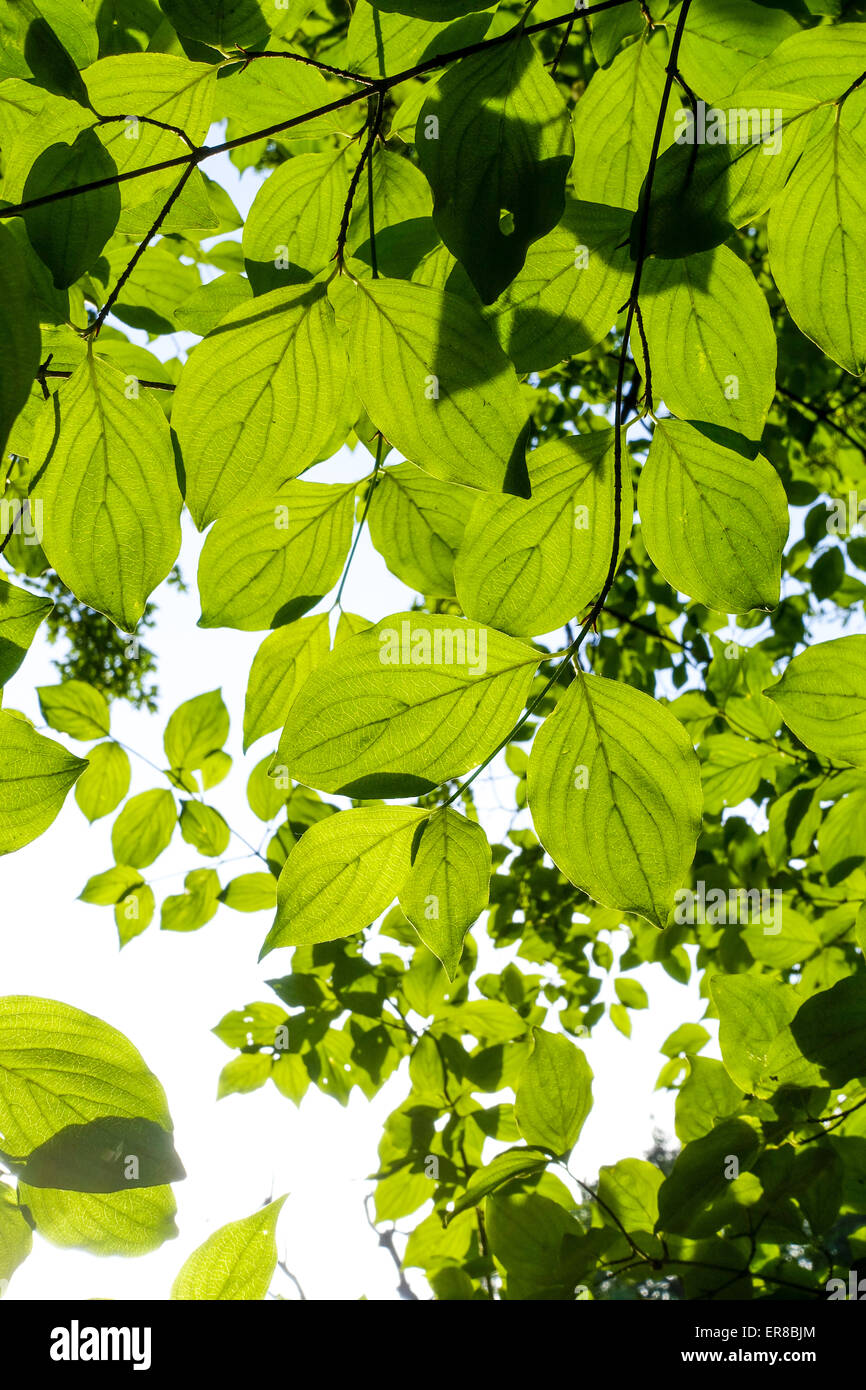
[23,130,120,290]
[22,15,89,103]
[826,855,865,887]
[3,1116,186,1194]
[245,258,312,295]
[633,139,735,261]
[680,418,761,461]
[420,42,573,305]
[269,593,323,628]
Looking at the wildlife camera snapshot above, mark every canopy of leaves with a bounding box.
[2,0,866,1306]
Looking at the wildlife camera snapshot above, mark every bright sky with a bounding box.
[4,139,716,1302]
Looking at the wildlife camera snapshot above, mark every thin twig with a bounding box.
[94,112,196,150]
[334,436,385,609]
[363,1195,419,1300]
[777,383,866,459]
[38,368,175,392]
[335,92,385,271]
[83,163,197,339]
[236,47,377,86]
[277,1259,308,1300]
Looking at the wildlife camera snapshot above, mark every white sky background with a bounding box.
[3,139,732,1302]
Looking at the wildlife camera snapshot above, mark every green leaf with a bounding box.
[329,274,530,496]
[819,789,866,875]
[79,864,144,906]
[160,868,221,934]
[101,242,202,336]
[710,973,800,1094]
[212,1002,289,1049]
[246,754,288,822]
[446,1146,550,1222]
[763,636,866,766]
[0,1182,32,1288]
[0,223,41,460]
[164,689,230,772]
[244,147,430,281]
[22,129,119,288]
[597,1158,663,1233]
[399,807,491,978]
[0,711,87,854]
[615,977,648,1010]
[111,788,177,869]
[485,1189,577,1287]
[9,1116,185,1194]
[483,199,632,373]
[84,54,217,209]
[218,874,277,913]
[276,613,539,797]
[675,1056,744,1143]
[736,20,866,103]
[656,1117,762,1234]
[455,429,630,638]
[115,884,156,948]
[171,1195,287,1300]
[662,1023,711,1059]
[0,576,51,687]
[416,37,573,302]
[200,750,232,791]
[638,420,788,613]
[243,614,331,752]
[0,995,172,1159]
[262,805,427,954]
[159,0,271,45]
[197,484,355,631]
[0,0,94,95]
[179,801,231,857]
[217,1054,272,1099]
[31,355,182,632]
[590,4,644,67]
[572,26,677,211]
[676,0,800,102]
[366,463,469,597]
[37,680,111,740]
[174,281,352,528]
[742,905,822,970]
[74,742,131,822]
[636,246,777,440]
[769,125,866,375]
[527,675,703,929]
[216,40,343,140]
[637,87,815,259]
[760,975,866,1093]
[0,79,92,205]
[242,146,352,280]
[347,3,491,78]
[174,272,253,335]
[18,1184,177,1256]
[371,0,493,17]
[515,1029,593,1158]
[699,733,778,815]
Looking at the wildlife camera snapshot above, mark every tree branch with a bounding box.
[0,0,636,220]
[335,92,385,272]
[441,0,695,813]
[84,163,198,339]
[363,1195,419,1300]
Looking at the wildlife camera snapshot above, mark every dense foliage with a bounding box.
[2,0,866,1301]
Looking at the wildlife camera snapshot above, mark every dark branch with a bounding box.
[84,163,198,339]
[335,93,385,272]
[0,0,636,220]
